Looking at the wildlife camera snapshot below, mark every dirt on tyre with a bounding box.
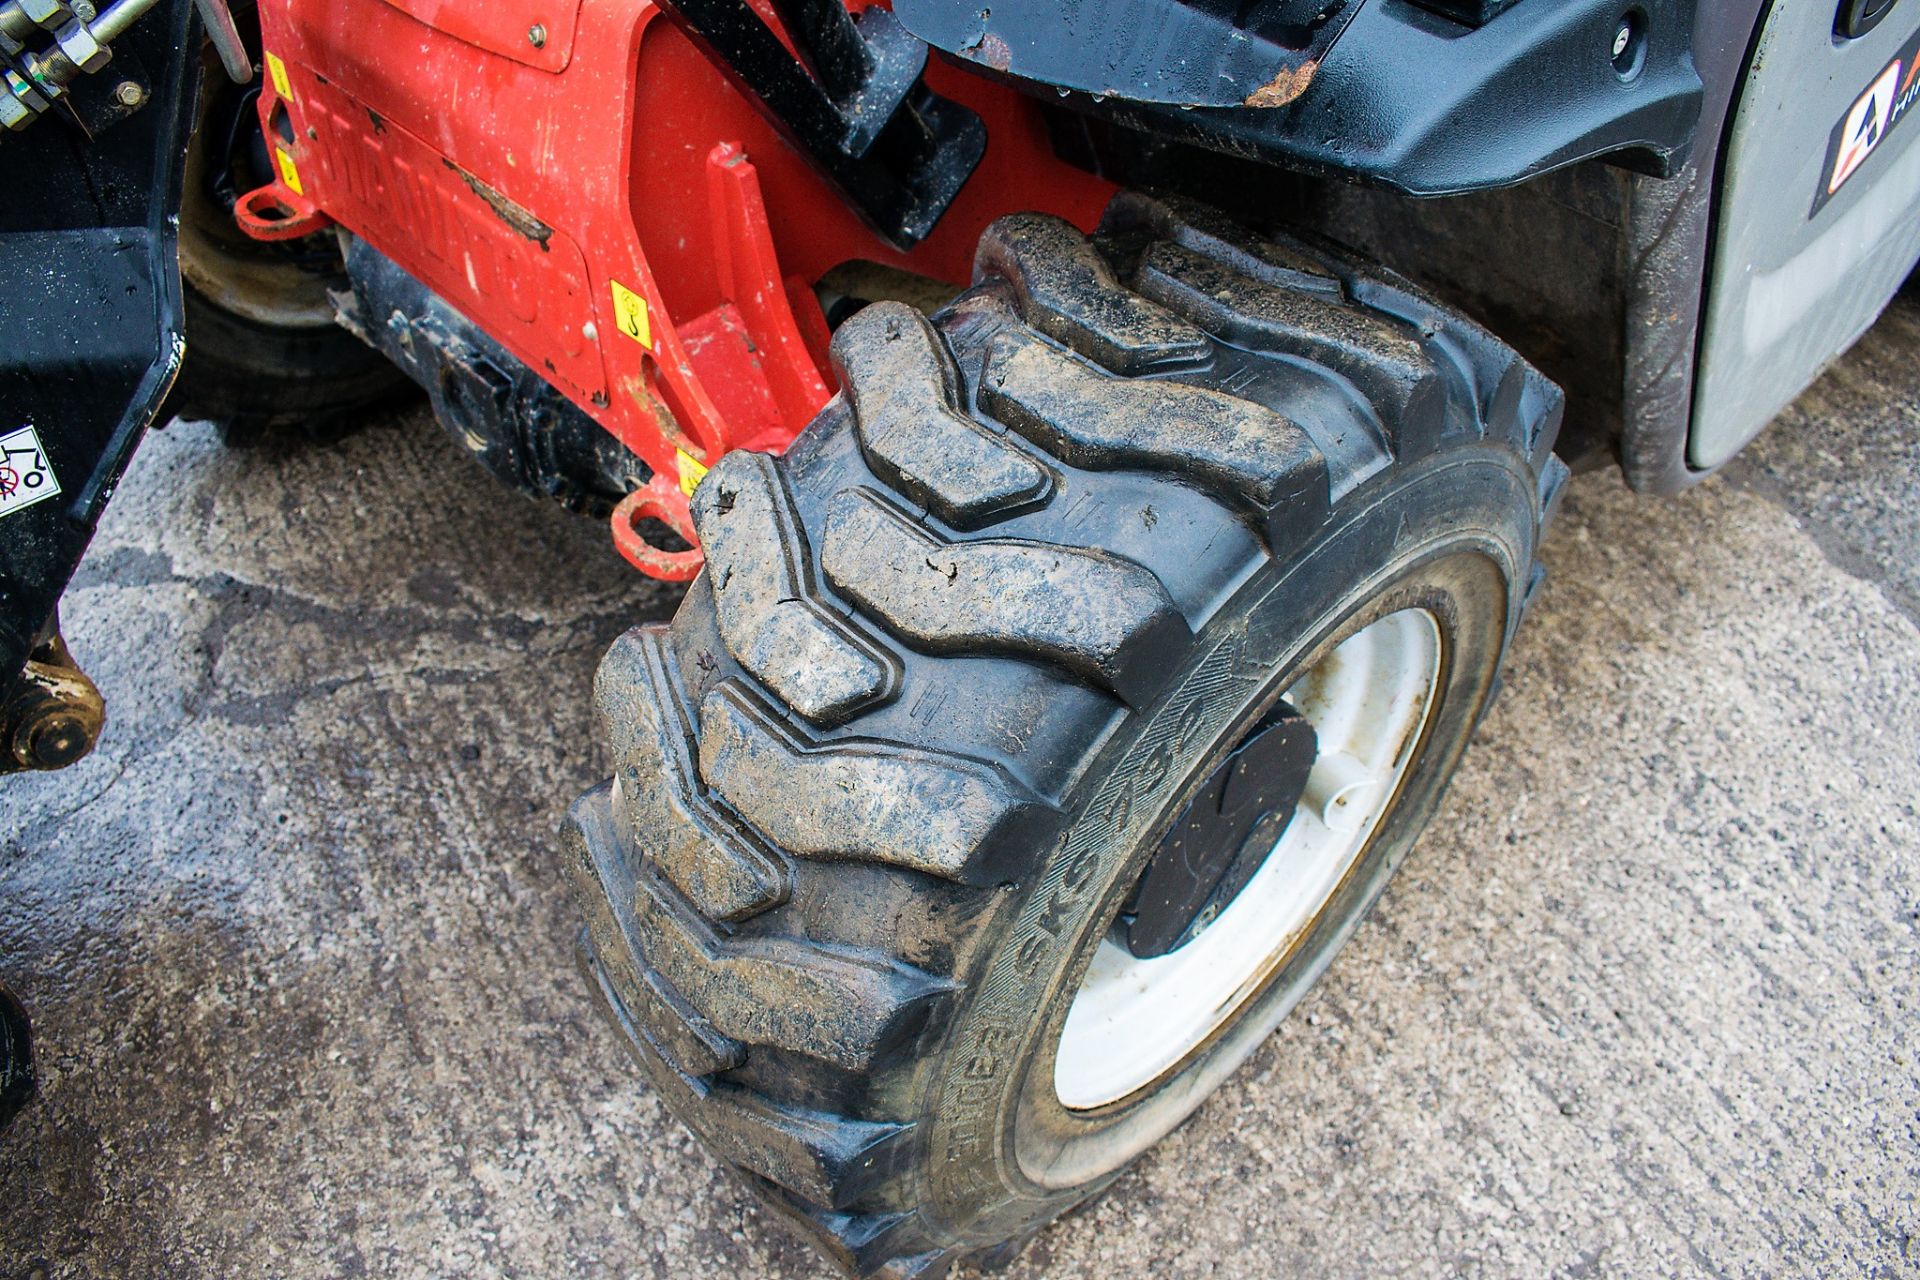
[567,192,1567,1276]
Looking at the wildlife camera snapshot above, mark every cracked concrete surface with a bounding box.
[2,293,1917,1279]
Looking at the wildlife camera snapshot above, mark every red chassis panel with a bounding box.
[241,0,1114,577]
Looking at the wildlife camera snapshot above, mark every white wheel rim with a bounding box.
[1053,609,1442,1111]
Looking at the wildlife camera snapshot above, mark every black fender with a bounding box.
[895,0,1706,195]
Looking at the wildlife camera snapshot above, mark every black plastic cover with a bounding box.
[890,0,1360,108]
[897,0,1705,195]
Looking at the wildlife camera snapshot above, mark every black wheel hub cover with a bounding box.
[1123,701,1318,959]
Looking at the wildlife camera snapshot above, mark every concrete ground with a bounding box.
[2,293,1917,1280]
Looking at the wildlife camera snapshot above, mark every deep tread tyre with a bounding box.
[568,192,1568,1276]
[171,285,416,443]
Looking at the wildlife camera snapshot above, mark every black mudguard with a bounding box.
[894,0,1705,195]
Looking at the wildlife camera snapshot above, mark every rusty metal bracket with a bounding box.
[1,615,104,773]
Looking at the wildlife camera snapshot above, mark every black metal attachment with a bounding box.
[0,0,197,755]
[1124,701,1318,960]
[651,0,984,248]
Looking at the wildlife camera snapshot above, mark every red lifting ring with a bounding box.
[233,179,333,242]
[610,475,705,582]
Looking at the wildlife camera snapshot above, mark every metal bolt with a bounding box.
[527,23,546,47]
[53,17,109,73]
[113,79,142,106]
[72,0,95,20]
[22,712,89,770]
[1611,20,1632,59]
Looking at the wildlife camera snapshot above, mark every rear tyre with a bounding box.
[567,193,1566,1276]
[167,14,413,442]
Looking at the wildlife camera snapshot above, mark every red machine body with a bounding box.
[241,0,1113,577]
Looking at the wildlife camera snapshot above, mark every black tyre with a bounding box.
[567,193,1566,1276]
[167,20,412,441]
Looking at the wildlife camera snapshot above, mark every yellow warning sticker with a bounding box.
[265,51,292,100]
[610,279,652,349]
[275,147,303,195]
[676,450,709,497]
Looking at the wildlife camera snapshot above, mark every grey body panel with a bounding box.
[1692,0,1920,470]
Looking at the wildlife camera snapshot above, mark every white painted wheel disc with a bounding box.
[1053,609,1442,1111]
